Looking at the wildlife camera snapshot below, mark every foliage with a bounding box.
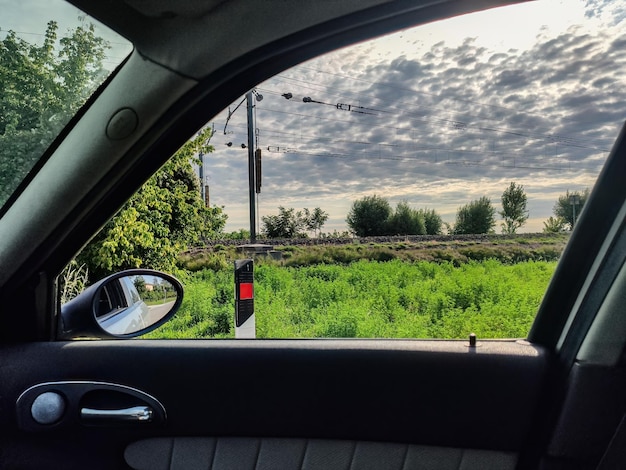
[178,251,230,272]
[77,127,227,280]
[148,259,556,340]
[175,233,567,273]
[387,201,426,235]
[262,206,328,238]
[262,207,307,238]
[145,269,233,339]
[319,230,352,239]
[500,182,528,234]
[219,229,250,240]
[58,260,89,305]
[303,207,329,237]
[553,189,589,230]
[419,208,443,235]
[0,21,108,205]
[543,216,567,233]
[346,196,444,237]
[453,196,496,234]
[346,195,392,236]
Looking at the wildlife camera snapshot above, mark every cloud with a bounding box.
[203,1,625,233]
[584,0,626,25]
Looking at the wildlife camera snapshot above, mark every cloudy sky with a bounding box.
[3,0,625,235]
[201,0,626,234]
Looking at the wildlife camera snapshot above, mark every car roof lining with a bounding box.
[72,0,395,79]
[70,0,523,80]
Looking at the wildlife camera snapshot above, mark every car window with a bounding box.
[96,281,127,318]
[0,0,132,211]
[60,0,623,340]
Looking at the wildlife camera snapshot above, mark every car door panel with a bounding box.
[0,340,548,469]
[124,437,518,470]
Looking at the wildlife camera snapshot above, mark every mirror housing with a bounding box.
[59,269,183,339]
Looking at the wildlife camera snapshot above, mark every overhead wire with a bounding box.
[255,104,610,154]
[261,146,603,172]
[263,68,612,150]
[294,64,595,132]
[213,107,607,173]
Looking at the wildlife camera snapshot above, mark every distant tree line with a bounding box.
[346,196,443,236]
[261,207,329,238]
[343,183,589,237]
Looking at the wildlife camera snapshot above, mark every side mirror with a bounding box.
[59,269,183,339]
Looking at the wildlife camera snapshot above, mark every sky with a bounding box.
[3,0,625,235]
[201,0,626,234]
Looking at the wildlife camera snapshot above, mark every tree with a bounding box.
[499,182,528,234]
[1,21,219,280]
[133,276,147,296]
[262,206,309,238]
[387,201,426,235]
[346,195,392,237]
[453,196,496,234]
[543,216,567,233]
[0,21,108,205]
[553,189,589,230]
[419,208,443,235]
[77,127,227,280]
[304,207,329,237]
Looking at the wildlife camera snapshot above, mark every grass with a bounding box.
[147,258,557,340]
[178,233,568,270]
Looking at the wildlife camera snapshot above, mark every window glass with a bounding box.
[66,0,623,339]
[0,0,132,210]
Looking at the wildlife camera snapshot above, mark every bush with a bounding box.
[387,202,426,235]
[453,197,496,234]
[420,208,443,235]
[346,195,392,236]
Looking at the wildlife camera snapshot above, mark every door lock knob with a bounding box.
[31,392,66,425]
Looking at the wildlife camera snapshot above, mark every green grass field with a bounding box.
[148,257,557,340]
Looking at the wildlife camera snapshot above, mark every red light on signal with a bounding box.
[239,283,253,300]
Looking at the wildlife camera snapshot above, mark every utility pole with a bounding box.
[246,91,256,243]
[199,151,205,203]
[569,194,581,229]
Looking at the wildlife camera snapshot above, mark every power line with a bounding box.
[256,105,610,153]
[266,69,613,149]
[292,64,587,133]
[212,115,608,175]
[261,145,603,172]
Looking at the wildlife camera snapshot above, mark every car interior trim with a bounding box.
[125,437,518,470]
[530,122,626,348]
[577,232,626,366]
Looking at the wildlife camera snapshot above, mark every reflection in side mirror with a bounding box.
[95,275,179,335]
[60,269,183,339]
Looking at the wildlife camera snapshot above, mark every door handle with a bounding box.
[81,405,153,422]
[17,382,166,431]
